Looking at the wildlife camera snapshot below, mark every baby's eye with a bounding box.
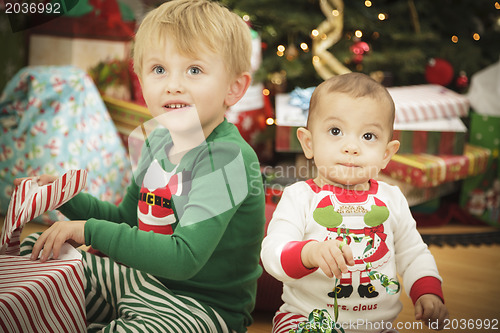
[188,66,202,75]
[363,133,377,141]
[153,66,165,75]
[329,127,342,136]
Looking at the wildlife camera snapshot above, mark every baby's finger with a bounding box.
[317,257,334,278]
[414,301,423,320]
[329,246,348,274]
[339,243,355,266]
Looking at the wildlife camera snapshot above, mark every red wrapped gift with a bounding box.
[0,255,86,333]
[0,170,88,332]
[382,144,490,188]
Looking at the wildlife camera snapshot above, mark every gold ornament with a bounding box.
[312,0,351,79]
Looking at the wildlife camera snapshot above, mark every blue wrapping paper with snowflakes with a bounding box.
[0,66,132,224]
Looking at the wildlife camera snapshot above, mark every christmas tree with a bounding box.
[222,0,500,91]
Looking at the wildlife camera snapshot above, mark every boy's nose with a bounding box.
[165,76,184,94]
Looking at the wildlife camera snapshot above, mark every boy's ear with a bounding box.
[224,72,252,107]
[297,127,314,159]
[381,140,400,168]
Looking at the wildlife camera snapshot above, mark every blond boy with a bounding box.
[22,1,266,332]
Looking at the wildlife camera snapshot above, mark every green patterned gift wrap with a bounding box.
[460,112,500,227]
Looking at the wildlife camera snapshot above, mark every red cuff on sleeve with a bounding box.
[280,240,318,279]
[409,276,444,305]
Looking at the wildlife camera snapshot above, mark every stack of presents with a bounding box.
[1,1,499,329]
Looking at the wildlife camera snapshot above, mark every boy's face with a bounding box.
[139,38,247,138]
[297,92,399,189]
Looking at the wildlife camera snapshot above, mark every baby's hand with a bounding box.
[415,294,449,330]
[301,240,355,279]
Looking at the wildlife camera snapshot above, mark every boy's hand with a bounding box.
[415,294,449,330]
[31,221,86,262]
[301,240,355,279]
[14,174,58,186]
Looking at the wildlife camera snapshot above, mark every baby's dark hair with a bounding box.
[308,72,395,137]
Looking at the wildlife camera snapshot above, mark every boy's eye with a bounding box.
[153,66,165,75]
[363,133,376,141]
[188,66,202,75]
[329,127,342,136]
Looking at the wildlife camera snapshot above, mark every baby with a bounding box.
[261,73,448,333]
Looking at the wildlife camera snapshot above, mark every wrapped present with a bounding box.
[0,254,86,333]
[28,0,135,74]
[460,113,500,227]
[387,84,469,124]
[1,170,87,255]
[382,144,490,188]
[377,174,458,207]
[0,170,87,332]
[0,66,132,223]
[393,117,466,155]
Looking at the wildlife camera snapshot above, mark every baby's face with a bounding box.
[307,92,397,189]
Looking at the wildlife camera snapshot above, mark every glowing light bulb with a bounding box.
[242,15,250,22]
[263,89,270,96]
[332,9,339,16]
[355,30,363,38]
[312,56,320,63]
[473,33,480,41]
[451,35,459,43]
[311,29,319,38]
[495,2,500,9]
[300,43,309,51]
[365,1,372,7]
[266,118,275,126]
[378,13,386,20]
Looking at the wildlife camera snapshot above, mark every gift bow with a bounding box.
[0,170,87,255]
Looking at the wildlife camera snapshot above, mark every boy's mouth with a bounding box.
[164,103,190,109]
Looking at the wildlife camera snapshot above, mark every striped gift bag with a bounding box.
[0,169,87,255]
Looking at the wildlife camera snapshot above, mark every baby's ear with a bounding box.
[224,72,252,107]
[297,127,314,159]
[382,140,400,168]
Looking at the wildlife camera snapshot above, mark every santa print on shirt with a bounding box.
[138,159,191,235]
[310,179,391,301]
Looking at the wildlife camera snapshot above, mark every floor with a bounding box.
[3,220,500,333]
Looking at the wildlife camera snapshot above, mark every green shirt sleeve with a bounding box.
[58,181,139,227]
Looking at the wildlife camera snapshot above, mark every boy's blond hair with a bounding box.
[307,72,396,139]
[133,0,252,79]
